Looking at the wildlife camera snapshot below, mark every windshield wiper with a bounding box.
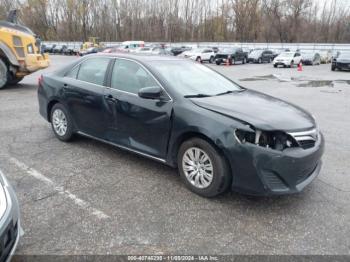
[216,89,245,96]
[184,94,212,98]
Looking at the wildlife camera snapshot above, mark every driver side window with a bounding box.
[111,59,159,95]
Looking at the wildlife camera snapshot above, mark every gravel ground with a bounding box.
[0,55,349,256]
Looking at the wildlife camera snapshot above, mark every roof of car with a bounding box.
[91,53,186,63]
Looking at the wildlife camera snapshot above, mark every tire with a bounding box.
[196,57,202,63]
[209,56,214,64]
[177,138,231,198]
[274,64,277,68]
[8,76,24,85]
[50,103,74,142]
[331,65,336,71]
[0,59,8,89]
[216,61,221,66]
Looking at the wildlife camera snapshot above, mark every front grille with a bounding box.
[0,222,17,261]
[216,54,229,59]
[288,129,318,150]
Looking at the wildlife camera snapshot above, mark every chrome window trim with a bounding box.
[77,131,166,163]
[64,56,173,102]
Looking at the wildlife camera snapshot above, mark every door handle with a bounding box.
[105,94,118,103]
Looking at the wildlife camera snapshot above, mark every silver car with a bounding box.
[0,170,22,261]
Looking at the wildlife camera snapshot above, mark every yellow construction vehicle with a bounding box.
[0,10,50,89]
[81,37,103,51]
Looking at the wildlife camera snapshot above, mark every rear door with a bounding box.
[63,57,112,138]
[104,58,173,159]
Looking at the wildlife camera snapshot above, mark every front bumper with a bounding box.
[334,62,350,70]
[228,133,325,196]
[0,173,22,262]
[23,53,50,73]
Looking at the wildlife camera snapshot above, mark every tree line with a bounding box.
[1,0,349,43]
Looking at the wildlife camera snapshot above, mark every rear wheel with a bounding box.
[196,57,202,63]
[216,60,221,66]
[50,103,74,142]
[0,59,8,89]
[178,138,231,198]
[209,56,215,64]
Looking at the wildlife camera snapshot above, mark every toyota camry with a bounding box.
[38,54,324,197]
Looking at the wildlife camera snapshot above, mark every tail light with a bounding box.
[38,75,43,86]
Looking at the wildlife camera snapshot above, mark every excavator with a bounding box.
[0,10,50,89]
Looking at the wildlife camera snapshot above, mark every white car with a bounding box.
[273,52,303,68]
[180,48,216,63]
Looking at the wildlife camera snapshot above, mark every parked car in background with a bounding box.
[331,52,350,71]
[0,170,22,260]
[301,52,321,66]
[52,44,67,54]
[171,46,192,56]
[273,52,302,68]
[151,47,174,56]
[38,53,324,197]
[42,43,56,53]
[318,50,332,64]
[64,45,78,56]
[79,47,99,56]
[215,48,248,65]
[248,50,275,63]
[134,47,153,54]
[180,48,215,63]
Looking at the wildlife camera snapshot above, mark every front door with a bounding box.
[104,59,173,159]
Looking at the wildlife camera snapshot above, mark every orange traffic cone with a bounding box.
[298,62,303,72]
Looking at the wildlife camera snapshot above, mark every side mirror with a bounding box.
[138,86,162,100]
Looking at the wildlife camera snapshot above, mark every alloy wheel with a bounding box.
[52,109,68,136]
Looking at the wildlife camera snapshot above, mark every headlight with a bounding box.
[0,182,7,220]
[234,129,297,151]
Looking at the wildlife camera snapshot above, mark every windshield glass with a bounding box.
[249,50,263,56]
[279,52,294,57]
[338,52,350,59]
[150,61,242,96]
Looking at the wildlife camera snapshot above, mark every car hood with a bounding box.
[337,58,350,63]
[190,90,315,131]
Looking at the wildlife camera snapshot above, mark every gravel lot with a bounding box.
[0,55,349,255]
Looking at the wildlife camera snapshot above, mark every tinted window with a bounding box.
[77,58,110,86]
[111,59,159,94]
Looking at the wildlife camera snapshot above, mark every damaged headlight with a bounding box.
[234,129,298,151]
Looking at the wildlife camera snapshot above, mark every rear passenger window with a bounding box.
[77,58,110,86]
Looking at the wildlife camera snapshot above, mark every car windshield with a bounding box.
[249,50,263,56]
[279,52,294,57]
[220,48,235,53]
[301,52,314,58]
[150,61,242,96]
[338,52,350,59]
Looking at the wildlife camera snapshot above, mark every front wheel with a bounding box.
[178,138,231,198]
[50,103,74,142]
[0,59,8,89]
